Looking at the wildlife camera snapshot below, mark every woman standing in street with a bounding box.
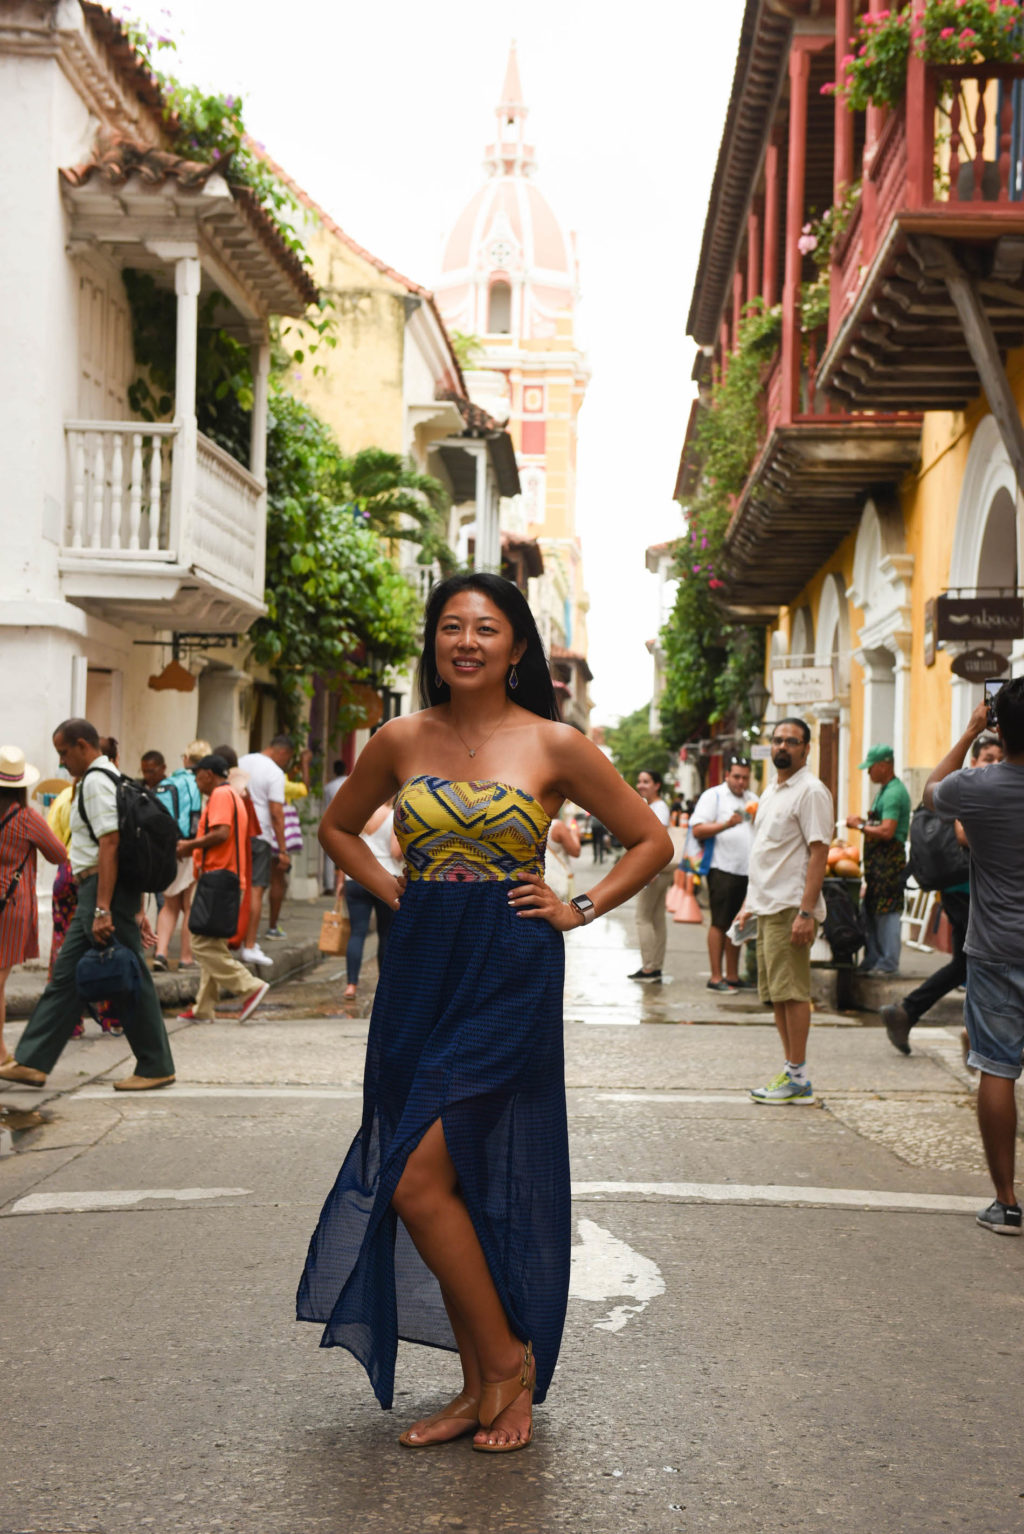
[0,746,68,1065]
[299,573,670,1452]
[629,767,674,982]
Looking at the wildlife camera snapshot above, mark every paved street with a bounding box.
[2,865,1022,1534]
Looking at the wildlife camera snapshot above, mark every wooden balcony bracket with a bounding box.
[911,234,1024,498]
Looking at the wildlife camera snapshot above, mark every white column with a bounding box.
[171,256,201,563]
[249,335,271,600]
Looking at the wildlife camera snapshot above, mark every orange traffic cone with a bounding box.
[673,867,703,924]
[665,867,686,913]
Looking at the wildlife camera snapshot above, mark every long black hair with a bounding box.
[417,573,560,722]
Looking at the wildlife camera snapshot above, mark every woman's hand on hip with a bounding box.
[508,872,579,930]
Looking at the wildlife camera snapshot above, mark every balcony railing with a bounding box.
[62,421,265,622]
[830,59,1024,338]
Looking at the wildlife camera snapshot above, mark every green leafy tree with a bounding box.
[604,704,673,788]
[249,394,422,731]
[338,448,456,574]
[657,307,774,749]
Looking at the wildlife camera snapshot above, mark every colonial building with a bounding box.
[679,0,1024,818]
[434,46,593,729]
[0,1,315,776]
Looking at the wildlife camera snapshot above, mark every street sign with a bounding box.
[950,647,1011,681]
[771,664,834,705]
[935,594,1024,642]
[750,744,772,761]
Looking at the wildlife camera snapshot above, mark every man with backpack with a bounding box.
[0,718,176,1093]
[143,742,205,973]
[882,732,1003,1055]
[689,756,758,992]
[924,686,1024,1236]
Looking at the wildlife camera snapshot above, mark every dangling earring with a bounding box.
[434,671,442,688]
[508,664,519,691]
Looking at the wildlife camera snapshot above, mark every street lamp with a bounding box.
[746,674,770,733]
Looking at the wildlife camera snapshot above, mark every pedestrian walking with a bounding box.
[238,736,293,967]
[690,756,758,992]
[0,719,175,1093]
[213,745,257,952]
[590,817,607,863]
[545,811,581,902]
[298,571,670,1452]
[845,745,911,974]
[628,768,673,982]
[147,743,203,973]
[745,718,833,1105]
[46,774,122,1039]
[925,686,1024,1236]
[882,733,1003,1054]
[340,801,402,999]
[266,765,310,939]
[0,746,68,1066]
[175,757,267,1024]
[322,758,348,892]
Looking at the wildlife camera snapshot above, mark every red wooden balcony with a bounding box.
[818,55,1024,408]
[723,329,921,615]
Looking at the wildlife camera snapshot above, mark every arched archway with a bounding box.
[814,572,853,814]
[848,497,914,790]
[948,417,1022,734]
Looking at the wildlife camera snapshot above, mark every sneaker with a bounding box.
[237,981,270,1022]
[751,1071,815,1105]
[152,955,169,972]
[707,979,738,993]
[241,945,273,968]
[177,1007,197,1022]
[976,1200,1022,1236]
[881,1003,912,1056]
[627,968,662,982]
[265,926,287,940]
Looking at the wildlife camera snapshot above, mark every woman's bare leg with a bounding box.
[392,1121,533,1448]
[155,893,181,960]
[179,884,194,965]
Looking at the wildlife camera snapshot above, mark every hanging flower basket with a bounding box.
[824,1,1024,111]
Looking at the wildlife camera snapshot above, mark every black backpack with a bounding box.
[77,767,179,893]
[906,803,970,892]
[821,878,867,963]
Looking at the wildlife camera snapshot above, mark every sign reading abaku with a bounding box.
[935,595,1024,643]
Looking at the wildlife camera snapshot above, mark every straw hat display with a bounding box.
[0,745,41,790]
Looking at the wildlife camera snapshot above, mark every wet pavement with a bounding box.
[1,860,1022,1533]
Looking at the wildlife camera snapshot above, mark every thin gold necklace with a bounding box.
[448,710,508,759]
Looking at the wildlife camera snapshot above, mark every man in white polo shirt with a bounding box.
[745,717,834,1105]
[0,717,175,1093]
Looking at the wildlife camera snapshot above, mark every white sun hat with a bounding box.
[0,745,41,790]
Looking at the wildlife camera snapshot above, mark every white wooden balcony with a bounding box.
[59,420,266,630]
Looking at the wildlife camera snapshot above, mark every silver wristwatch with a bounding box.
[569,894,597,925]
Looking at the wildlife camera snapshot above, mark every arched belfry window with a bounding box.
[488,280,511,334]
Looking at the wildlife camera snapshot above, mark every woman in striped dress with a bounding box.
[0,746,68,1066]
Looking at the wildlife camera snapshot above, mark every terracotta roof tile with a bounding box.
[60,139,318,308]
[80,2,173,135]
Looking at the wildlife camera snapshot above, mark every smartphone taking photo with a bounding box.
[984,677,1003,730]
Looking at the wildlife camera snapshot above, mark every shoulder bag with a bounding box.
[188,797,242,939]
[0,807,32,917]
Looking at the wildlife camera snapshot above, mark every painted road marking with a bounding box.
[597,1092,754,1105]
[569,1218,665,1332]
[10,1187,251,1215]
[571,1181,983,1213]
[75,1085,363,1100]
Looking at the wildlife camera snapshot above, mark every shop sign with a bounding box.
[923,597,937,667]
[935,595,1024,642]
[750,744,772,761]
[771,664,835,706]
[950,648,1011,682]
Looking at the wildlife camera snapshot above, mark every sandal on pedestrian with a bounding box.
[472,1340,535,1454]
[398,1390,480,1448]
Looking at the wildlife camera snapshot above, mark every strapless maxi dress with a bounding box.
[297,777,570,1408]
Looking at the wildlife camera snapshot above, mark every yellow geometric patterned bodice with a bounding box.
[394,777,551,883]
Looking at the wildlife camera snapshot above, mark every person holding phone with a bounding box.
[845,745,911,974]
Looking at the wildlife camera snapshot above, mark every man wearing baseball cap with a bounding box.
[845,745,912,974]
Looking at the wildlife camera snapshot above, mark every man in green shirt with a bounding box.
[846,745,912,974]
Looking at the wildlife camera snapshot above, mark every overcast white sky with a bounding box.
[126,0,744,723]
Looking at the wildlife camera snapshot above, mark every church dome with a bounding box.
[435,46,576,341]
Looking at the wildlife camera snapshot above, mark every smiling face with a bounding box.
[636,771,661,803]
[434,589,526,695]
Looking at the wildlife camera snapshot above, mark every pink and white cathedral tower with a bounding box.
[435,45,592,728]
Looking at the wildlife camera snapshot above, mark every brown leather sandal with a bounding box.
[472,1340,535,1454]
[398,1390,480,1448]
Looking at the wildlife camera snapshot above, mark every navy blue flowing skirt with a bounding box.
[296,880,570,1408]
